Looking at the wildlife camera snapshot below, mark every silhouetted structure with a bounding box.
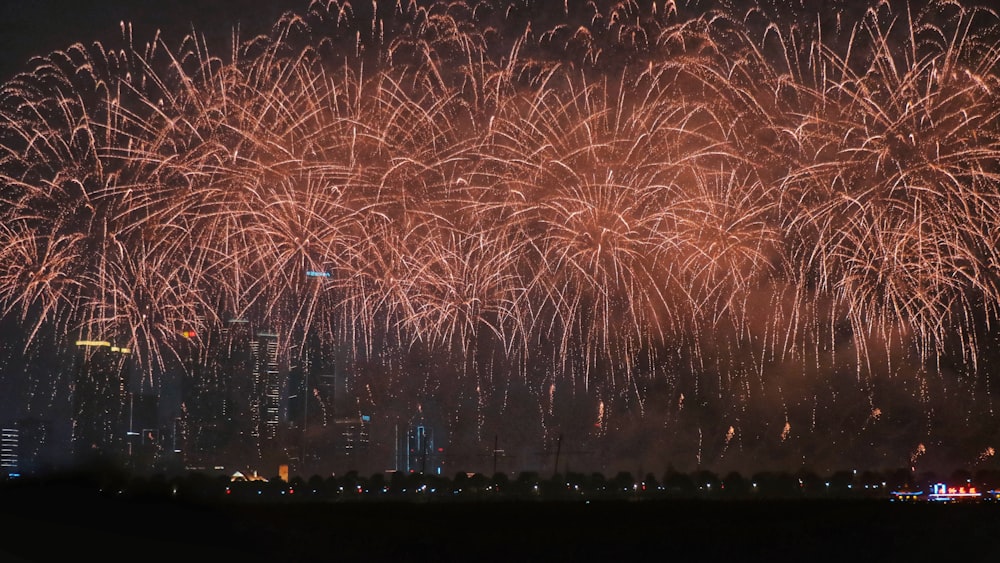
[71,340,134,467]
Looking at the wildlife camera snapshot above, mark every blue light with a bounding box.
[306,270,331,278]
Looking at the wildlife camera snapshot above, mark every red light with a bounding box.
[438,447,444,452]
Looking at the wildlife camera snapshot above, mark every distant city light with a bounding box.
[75,340,111,348]
[75,340,130,354]
[928,483,980,502]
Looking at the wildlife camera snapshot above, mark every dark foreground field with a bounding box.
[3,487,998,563]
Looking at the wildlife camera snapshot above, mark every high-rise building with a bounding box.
[1,427,18,478]
[125,392,160,473]
[71,340,133,467]
[291,334,379,475]
[179,323,234,469]
[399,421,442,474]
[396,407,446,475]
[251,331,283,443]
[8,418,52,476]
[214,318,257,465]
[2,419,55,478]
[338,415,371,455]
[210,319,288,466]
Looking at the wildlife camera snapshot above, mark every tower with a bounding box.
[251,331,283,443]
[5,418,52,476]
[399,407,443,475]
[1,427,18,478]
[178,320,239,469]
[216,319,288,466]
[71,340,133,468]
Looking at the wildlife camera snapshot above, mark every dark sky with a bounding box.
[0,0,308,82]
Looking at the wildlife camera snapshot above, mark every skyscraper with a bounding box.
[292,335,377,475]
[251,331,283,443]
[71,340,133,467]
[212,319,289,467]
[214,318,257,465]
[1,427,18,478]
[397,405,445,475]
[7,419,52,476]
[179,323,233,470]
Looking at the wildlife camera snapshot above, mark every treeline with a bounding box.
[5,463,1000,504]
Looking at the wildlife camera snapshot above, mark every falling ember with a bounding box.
[313,388,329,427]
[696,427,703,467]
[720,425,736,459]
[978,447,996,463]
[780,422,791,442]
[863,407,883,429]
[910,444,927,471]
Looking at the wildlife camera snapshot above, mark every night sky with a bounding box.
[2,0,1000,480]
[0,0,299,82]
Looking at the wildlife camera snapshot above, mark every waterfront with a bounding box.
[3,476,999,562]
